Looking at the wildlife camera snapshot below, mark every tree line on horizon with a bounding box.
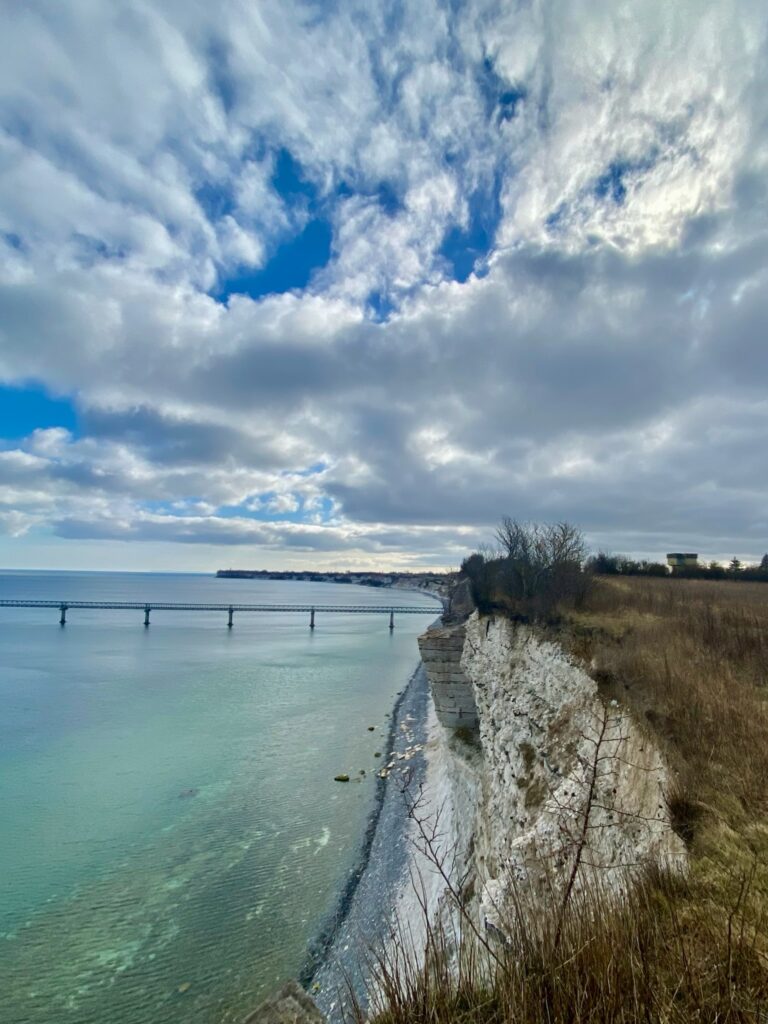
[459,519,768,621]
[589,551,768,581]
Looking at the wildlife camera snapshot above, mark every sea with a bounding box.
[0,571,439,1024]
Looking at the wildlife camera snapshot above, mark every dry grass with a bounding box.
[361,576,768,1024]
[363,867,767,1024]
[572,577,768,826]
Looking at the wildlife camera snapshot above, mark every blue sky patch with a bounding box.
[272,148,318,200]
[545,203,567,232]
[376,182,402,216]
[0,383,78,440]
[478,57,526,123]
[195,180,236,221]
[215,147,333,301]
[440,175,503,282]
[293,461,327,477]
[595,162,629,204]
[497,87,526,121]
[219,217,332,301]
[594,154,657,206]
[367,290,396,322]
[309,496,335,522]
[219,497,302,523]
[142,500,193,517]
[336,179,402,217]
[214,492,334,524]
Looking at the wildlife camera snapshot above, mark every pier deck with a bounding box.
[0,599,440,629]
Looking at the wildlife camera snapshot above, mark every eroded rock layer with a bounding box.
[417,623,478,728]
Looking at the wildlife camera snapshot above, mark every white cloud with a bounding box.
[265,493,300,514]
[2,1,768,567]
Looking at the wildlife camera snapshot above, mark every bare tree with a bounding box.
[493,519,589,615]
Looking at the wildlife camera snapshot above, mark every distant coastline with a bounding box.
[215,568,454,599]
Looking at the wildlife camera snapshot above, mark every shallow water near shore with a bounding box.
[0,571,438,1023]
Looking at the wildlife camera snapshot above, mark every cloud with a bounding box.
[1,1,768,567]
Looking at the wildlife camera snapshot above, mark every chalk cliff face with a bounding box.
[417,612,686,936]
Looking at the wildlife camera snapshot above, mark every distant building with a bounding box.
[667,552,698,570]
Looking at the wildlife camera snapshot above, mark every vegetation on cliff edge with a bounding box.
[360,574,768,1024]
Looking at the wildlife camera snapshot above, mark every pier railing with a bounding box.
[0,600,440,629]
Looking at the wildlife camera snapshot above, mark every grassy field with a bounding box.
[365,576,768,1023]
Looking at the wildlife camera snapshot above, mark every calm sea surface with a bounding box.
[0,571,438,1023]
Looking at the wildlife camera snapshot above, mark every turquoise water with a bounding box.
[0,572,437,1023]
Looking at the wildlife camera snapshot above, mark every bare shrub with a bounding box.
[459,546,502,614]
[461,520,590,619]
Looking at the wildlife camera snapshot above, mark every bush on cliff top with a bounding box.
[461,519,590,619]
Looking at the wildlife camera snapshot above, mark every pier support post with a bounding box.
[228,606,234,629]
[144,605,151,628]
[310,607,315,630]
[389,608,394,631]
[59,603,67,627]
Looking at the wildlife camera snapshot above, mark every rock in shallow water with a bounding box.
[333,774,350,782]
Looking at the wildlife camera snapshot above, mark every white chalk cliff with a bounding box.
[416,612,686,939]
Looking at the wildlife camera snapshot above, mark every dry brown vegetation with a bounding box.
[572,576,768,832]
[362,576,768,1024]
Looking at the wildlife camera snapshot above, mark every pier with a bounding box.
[0,599,440,630]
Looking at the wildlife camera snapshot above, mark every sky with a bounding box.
[1,0,768,572]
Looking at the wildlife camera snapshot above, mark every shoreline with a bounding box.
[304,658,434,1021]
